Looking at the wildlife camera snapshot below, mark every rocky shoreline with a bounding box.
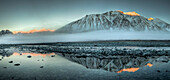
[1,45,170,57]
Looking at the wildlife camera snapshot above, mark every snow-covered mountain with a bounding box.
[56,11,170,33]
[1,11,170,44]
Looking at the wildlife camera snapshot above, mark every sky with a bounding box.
[0,0,170,31]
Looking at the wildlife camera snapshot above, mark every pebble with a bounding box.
[14,64,20,66]
[157,70,160,72]
[11,77,14,79]
[40,66,44,68]
[51,55,55,57]
[3,67,7,68]
[27,55,32,58]
[9,61,13,63]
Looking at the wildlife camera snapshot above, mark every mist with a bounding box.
[0,30,170,44]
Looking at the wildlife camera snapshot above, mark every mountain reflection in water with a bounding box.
[58,53,168,73]
[0,52,169,80]
[117,63,153,73]
[0,52,167,73]
[117,68,139,73]
[117,63,152,73]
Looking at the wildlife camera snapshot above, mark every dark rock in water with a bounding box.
[40,66,44,68]
[51,55,55,57]
[157,70,160,72]
[11,77,14,79]
[165,70,168,72]
[37,60,39,61]
[162,60,169,63]
[3,67,7,68]
[94,45,97,46]
[9,61,13,63]
[27,55,32,58]
[14,64,20,66]
[0,59,1,61]
[42,59,44,61]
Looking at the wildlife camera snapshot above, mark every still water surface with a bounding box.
[0,52,169,80]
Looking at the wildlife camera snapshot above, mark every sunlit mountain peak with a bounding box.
[116,10,140,16]
[148,17,154,21]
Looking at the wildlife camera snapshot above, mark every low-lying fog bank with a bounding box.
[0,30,170,44]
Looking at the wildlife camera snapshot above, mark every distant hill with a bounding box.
[0,30,13,36]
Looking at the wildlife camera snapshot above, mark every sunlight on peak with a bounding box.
[116,10,154,21]
[148,17,154,21]
[117,10,140,16]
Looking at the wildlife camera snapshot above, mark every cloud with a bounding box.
[13,28,55,34]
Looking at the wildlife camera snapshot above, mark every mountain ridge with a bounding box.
[56,10,170,33]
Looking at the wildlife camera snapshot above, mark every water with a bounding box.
[0,51,170,80]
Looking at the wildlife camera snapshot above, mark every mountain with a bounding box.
[56,10,170,33]
[1,11,170,44]
[0,30,13,36]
